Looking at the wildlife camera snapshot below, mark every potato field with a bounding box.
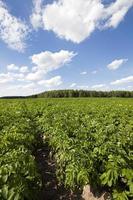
[0,98,133,200]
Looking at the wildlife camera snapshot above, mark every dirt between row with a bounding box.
[34,136,82,200]
[33,134,112,200]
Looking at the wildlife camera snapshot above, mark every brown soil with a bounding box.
[34,136,82,200]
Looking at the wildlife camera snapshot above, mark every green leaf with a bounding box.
[2,185,8,199]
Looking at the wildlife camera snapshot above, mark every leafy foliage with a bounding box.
[0,98,133,200]
[0,102,41,200]
[38,98,133,199]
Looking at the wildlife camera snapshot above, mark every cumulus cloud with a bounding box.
[31,0,133,43]
[3,50,75,83]
[21,82,36,90]
[0,72,25,83]
[111,75,133,85]
[0,73,13,84]
[11,73,25,81]
[0,49,75,96]
[30,0,44,29]
[0,0,29,52]
[26,70,43,81]
[80,71,87,75]
[0,75,62,96]
[0,0,132,51]
[4,49,75,83]
[70,83,77,88]
[103,0,133,28]
[91,84,106,89]
[78,85,89,90]
[7,64,19,71]
[0,73,62,96]
[0,83,40,97]
[30,50,76,73]
[25,50,76,81]
[43,0,104,43]
[19,66,29,73]
[107,58,128,70]
[38,76,62,87]
[7,64,29,73]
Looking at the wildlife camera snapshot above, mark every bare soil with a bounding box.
[34,136,82,200]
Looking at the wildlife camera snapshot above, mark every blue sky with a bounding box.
[0,0,133,96]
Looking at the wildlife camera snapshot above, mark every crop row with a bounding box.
[0,102,41,200]
[37,99,133,200]
[0,98,133,200]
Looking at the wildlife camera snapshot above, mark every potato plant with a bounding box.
[38,98,133,200]
[0,98,133,200]
[0,102,41,200]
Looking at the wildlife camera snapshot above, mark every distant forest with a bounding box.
[31,90,133,98]
[1,90,133,99]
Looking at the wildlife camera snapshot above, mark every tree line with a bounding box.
[31,90,133,98]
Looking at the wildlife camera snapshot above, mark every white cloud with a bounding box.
[91,84,106,89]
[80,71,87,75]
[111,75,133,85]
[104,0,133,28]
[92,70,98,74]
[0,72,25,83]
[43,0,104,43]
[0,76,62,97]
[0,0,29,52]
[19,66,29,73]
[32,0,133,43]
[38,76,62,87]
[21,82,36,89]
[30,0,44,29]
[0,73,13,83]
[107,58,128,70]
[31,50,76,73]
[1,50,75,83]
[70,83,77,88]
[7,64,29,73]
[11,73,25,81]
[26,70,43,81]
[7,64,19,71]
[78,85,89,90]
[26,50,76,81]
[32,66,38,72]
[0,82,40,97]
[0,50,75,96]
[0,74,62,96]
[0,0,132,51]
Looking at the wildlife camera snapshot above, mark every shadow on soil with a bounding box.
[34,135,82,200]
